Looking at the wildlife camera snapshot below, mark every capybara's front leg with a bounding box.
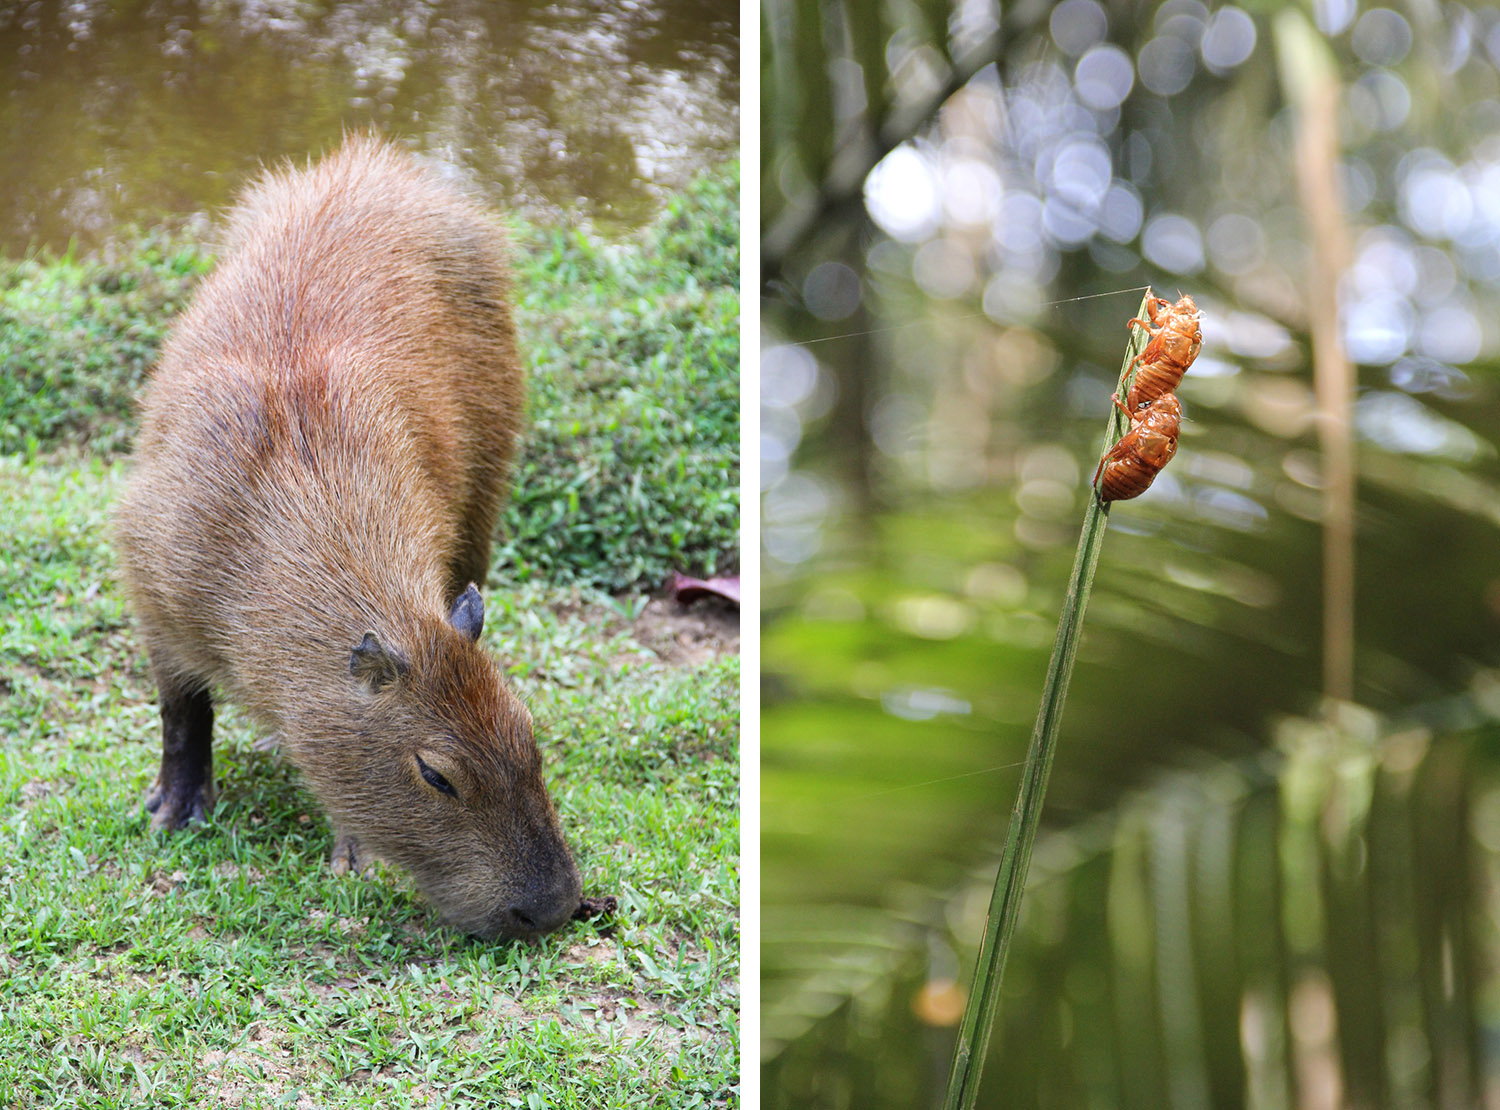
[330,830,383,875]
[146,685,215,829]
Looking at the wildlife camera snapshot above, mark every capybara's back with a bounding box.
[113,135,582,939]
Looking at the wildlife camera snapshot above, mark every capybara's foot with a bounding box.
[330,832,381,875]
[145,777,213,830]
[149,684,214,831]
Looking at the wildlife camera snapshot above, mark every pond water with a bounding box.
[0,0,738,256]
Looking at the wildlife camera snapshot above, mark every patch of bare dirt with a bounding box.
[630,597,739,666]
[213,861,265,882]
[199,1028,317,1109]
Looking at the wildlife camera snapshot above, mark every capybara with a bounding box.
[112,135,582,940]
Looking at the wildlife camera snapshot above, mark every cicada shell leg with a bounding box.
[1093,432,1136,487]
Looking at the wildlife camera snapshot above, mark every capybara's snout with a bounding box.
[493,854,584,939]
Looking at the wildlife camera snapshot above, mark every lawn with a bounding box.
[0,162,740,1108]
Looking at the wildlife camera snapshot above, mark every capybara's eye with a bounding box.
[416,755,458,798]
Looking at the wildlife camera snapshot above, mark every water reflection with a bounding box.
[0,0,737,254]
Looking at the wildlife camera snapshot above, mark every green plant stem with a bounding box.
[940,291,1153,1110]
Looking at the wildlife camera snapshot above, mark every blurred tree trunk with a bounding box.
[1276,10,1356,706]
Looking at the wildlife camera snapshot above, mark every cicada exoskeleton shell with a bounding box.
[1120,292,1202,411]
[1094,392,1181,502]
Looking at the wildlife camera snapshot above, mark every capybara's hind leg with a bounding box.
[145,684,215,829]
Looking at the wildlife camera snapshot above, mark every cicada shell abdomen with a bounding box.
[1094,393,1182,503]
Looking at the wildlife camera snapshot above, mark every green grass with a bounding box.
[0,162,741,593]
[504,165,740,590]
[0,232,212,457]
[0,456,738,1109]
[0,167,740,1108]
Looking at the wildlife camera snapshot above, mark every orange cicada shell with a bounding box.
[1094,393,1181,503]
[1118,291,1201,411]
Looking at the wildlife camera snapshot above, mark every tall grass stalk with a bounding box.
[940,291,1155,1110]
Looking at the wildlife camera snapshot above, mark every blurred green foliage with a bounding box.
[760,0,1500,1102]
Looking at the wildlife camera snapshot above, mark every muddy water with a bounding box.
[0,0,737,255]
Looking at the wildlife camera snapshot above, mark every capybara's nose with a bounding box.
[503,867,583,937]
[504,895,571,937]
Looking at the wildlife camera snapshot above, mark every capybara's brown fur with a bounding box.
[112,135,582,939]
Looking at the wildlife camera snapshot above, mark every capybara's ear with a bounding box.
[350,631,408,690]
[447,584,484,643]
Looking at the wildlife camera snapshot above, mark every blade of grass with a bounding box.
[940,290,1155,1110]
